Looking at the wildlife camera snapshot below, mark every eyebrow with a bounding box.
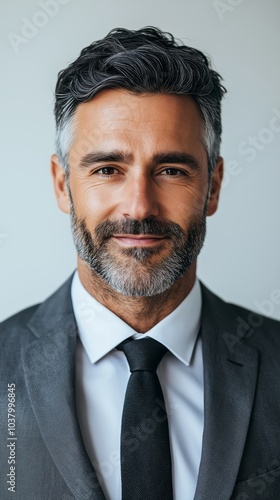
[153,152,199,170]
[79,150,200,171]
[80,151,133,167]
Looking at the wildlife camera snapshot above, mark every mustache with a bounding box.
[94,217,186,240]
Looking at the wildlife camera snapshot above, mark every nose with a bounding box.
[120,173,160,221]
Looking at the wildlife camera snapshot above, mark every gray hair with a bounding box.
[54,27,226,176]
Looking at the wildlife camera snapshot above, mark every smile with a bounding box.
[111,235,167,247]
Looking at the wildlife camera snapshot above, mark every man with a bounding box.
[0,26,280,500]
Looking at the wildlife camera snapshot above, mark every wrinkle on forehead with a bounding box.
[70,90,207,168]
[75,90,201,130]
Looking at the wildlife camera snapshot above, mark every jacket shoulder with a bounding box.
[1,304,40,327]
[0,304,41,341]
[0,273,74,333]
[200,281,280,349]
[203,282,279,321]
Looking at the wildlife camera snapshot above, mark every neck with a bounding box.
[77,259,197,333]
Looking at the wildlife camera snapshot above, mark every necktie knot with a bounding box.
[118,337,167,372]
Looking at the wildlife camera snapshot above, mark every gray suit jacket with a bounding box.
[0,275,280,500]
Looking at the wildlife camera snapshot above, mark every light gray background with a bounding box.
[1,0,280,322]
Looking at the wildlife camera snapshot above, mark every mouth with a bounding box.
[111,234,167,247]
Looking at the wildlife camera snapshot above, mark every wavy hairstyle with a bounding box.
[54,27,226,176]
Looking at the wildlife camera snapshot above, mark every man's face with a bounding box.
[52,90,223,296]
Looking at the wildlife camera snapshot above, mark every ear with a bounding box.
[51,154,71,214]
[206,156,224,216]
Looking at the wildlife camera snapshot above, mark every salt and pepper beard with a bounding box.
[69,192,208,297]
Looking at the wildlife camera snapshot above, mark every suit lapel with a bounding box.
[22,276,105,500]
[194,284,259,500]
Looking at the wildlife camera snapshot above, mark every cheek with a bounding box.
[69,177,116,223]
[165,184,208,223]
[189,189,209,219]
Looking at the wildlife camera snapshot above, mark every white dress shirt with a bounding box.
[72,271,204,500]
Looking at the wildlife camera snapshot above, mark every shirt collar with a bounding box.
[71,271,202,367]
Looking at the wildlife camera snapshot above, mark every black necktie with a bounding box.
[118,337,173,500]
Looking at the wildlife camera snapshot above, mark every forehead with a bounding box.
[70,89,206,158]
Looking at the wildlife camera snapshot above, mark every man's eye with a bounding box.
[161,168,187,176]
[95,166,117,176]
